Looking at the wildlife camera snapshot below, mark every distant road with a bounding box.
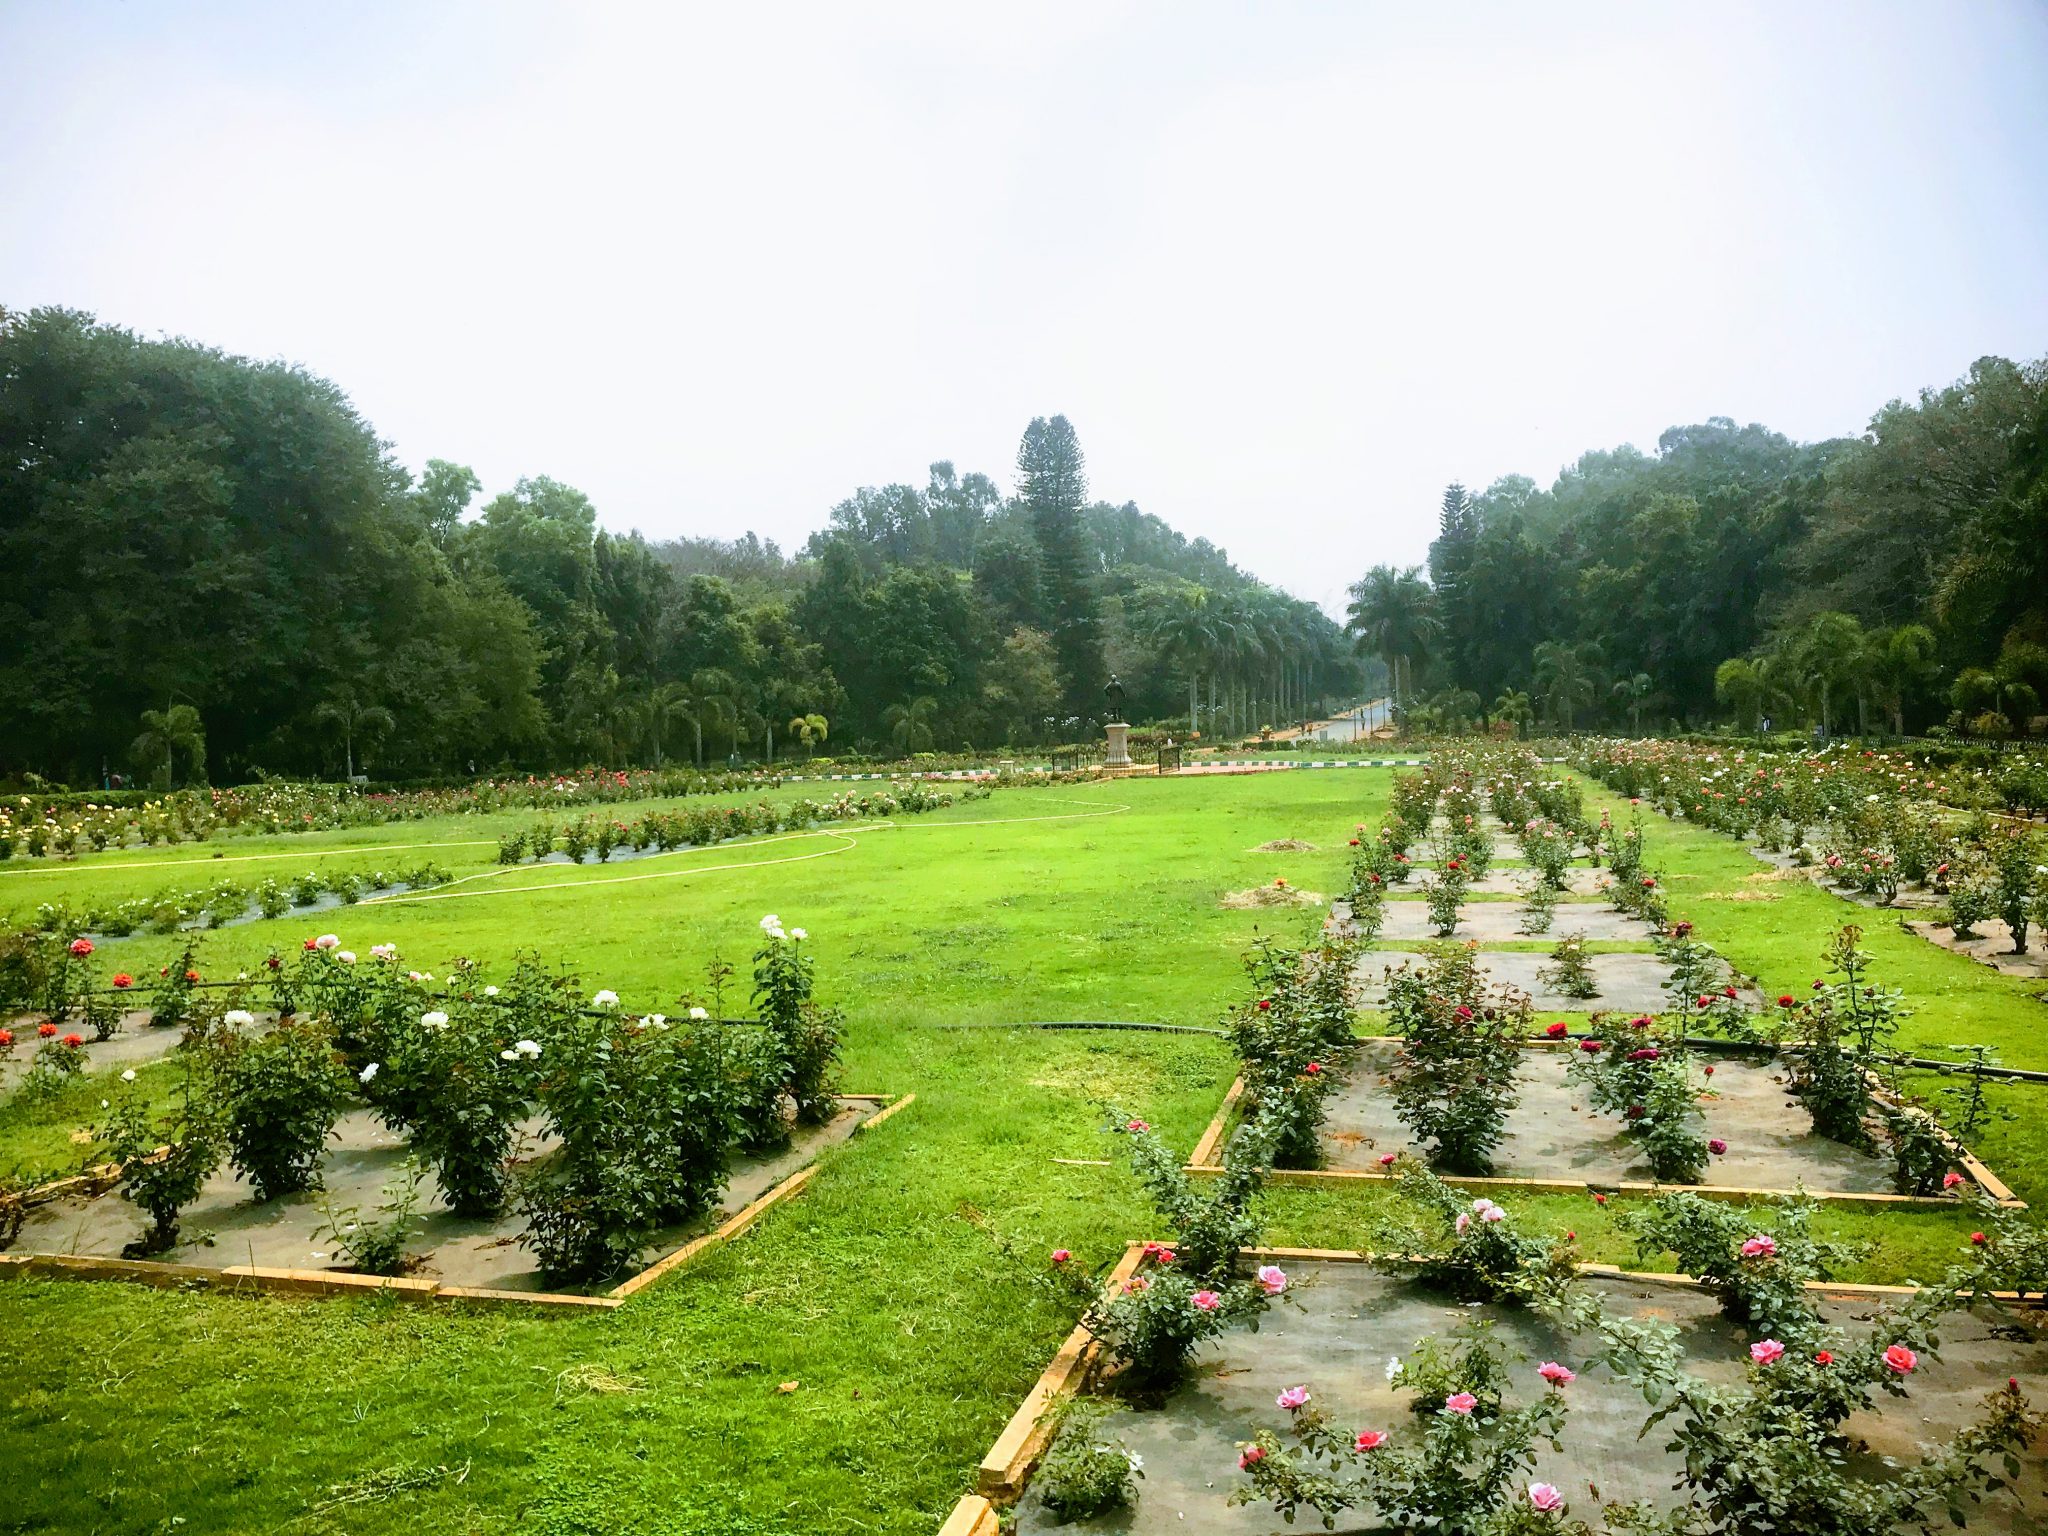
[1278,699,1391,743]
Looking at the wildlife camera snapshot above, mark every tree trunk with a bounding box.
[344,736,354,781]
[1188,673,1197,735]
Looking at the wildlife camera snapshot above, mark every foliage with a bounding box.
[1034,1396,1142,1520]
[1384,946,1527,1174]
[1231,1325,1577,1536]
[210,1015,353,1201]
[97,1060,225,1255]
[1536,931,1598,999]
[1379,1165,1581,1308]
[750,919,843,1128]
[312,1159,427,1276]
[1617,1192,1862,1347]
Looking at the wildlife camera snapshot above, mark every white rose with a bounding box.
[688,1006,709,1021]
[359,1062,379,1083]
[420,1011,449,1029]
[592,989,619,1009]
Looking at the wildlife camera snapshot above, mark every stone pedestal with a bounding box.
[1104,721,1131,767]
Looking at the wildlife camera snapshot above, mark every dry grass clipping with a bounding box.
[1220,885,1325,910]
[1252,838,1320,852]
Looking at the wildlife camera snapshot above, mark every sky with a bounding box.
[4,1,2047,615]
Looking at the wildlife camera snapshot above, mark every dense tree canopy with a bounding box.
[1362,354,2048,737]
[0,307,1356,786]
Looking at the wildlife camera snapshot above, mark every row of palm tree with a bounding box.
[1714,613,1943,737]
[1341,567,1658,734]
[1132,581,1351,736]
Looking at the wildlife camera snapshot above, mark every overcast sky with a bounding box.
[5,2,2047,613]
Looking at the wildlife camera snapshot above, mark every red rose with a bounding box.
[112,973,132,988]
[1777,995,1795,1008]
[1544,1022,1568,1039]
[37,1021,58,1038]
[1256,998,1271,1011]
[61,1033,83,1048]
[184,970,200,983]
[69,937,94,957]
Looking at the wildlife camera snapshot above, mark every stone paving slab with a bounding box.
[1354,950,1689,1013]
[1376,903,1655,942]
[1391,866,1606,896]
[19,1098,876,1294]
[1012,1264,2048,1534]
[1319,1040,1896,1193]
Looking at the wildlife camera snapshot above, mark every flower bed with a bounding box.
[963,1252,2048,1535]
[7,1093,905,1303]
[1188,1040,2016,1207]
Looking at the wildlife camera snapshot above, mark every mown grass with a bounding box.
[0,764,2042,1534]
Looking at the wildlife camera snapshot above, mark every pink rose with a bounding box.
[1238,1444,1265,1470]
[1538,1361,1575,1385]
[1883,1344,1917,1374]
[1256,1265,1288,1296]
[1444,1392,1478,1414]
[1740,1235,1777,1259]
[1050,1249,1070,1264]
[1354,1429,1388,1450]
[1943,1171,1963,1190]
[1708,1138,1727,1155]
[1378,1152,1398,1167]
[1276,1384,1309,1411]
[1528,1483,1563,1512]
[1125,1119,1150,1134]
[1750,1339,1785,1365]
[1191,1290,1223,1312]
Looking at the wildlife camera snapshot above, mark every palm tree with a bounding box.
[1863,625,1938,737]
[787,713,829,758]
[884,696,938,754]
[1344,565,1437,716]
[1532,641,1600,732]
[1492,689,1534,738]
[312,687,395,781]
[1611,672,1654,735]
[1791,612,1867,737]
[131,704,206,789]
[1136,582,1219,733]
[1714,657,1766,731]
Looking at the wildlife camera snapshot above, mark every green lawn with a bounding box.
[0,765,2042,1534]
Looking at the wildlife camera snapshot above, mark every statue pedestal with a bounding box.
[1104,721,1131,767]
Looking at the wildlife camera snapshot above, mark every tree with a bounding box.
[1017,416,1106,717]
[1134,582,1220,732]
[1344,566,1437,712]
[883,695,937,754]
[980,627,1061,742]
[1863,625,1939,736]
[1492,689,1534,737]
[787,713,828,757]
[1611,672,1654,734]
[1532,641,1600,731]
[1714,657,1766,731]
[131,704,205,788]
[311,687,394,780]
[1788,611,1867,736]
